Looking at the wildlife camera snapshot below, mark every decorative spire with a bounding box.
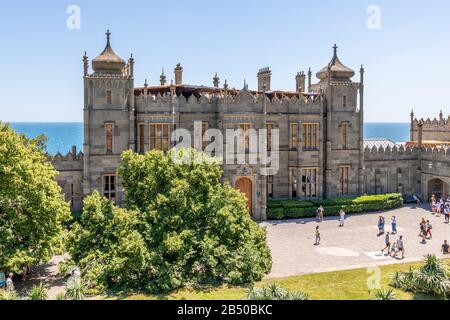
[144,78,148,88]
[106,29,111,44]
[439,110,444,121]
[333,44,338,58]
[243,78,248,90]
[224,79,228,90]
[83,51,89,76]
[307,67,312,92]
[213,73,220,88]
[160,68,167,86]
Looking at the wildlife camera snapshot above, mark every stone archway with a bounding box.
[428,178,449,199]
[235,177,253,215]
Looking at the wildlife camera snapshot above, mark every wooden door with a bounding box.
[236,178,253,214]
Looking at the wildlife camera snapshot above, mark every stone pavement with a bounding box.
[262,205,450,279]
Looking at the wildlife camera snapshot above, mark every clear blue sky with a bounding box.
[1,0,449,123]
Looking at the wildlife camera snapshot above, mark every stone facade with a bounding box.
[51,32,450,220]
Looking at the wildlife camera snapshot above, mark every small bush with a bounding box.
[245,284,309,301]
[55,292,66,301]
[28,282,48,300]
[0,290,19,300]
[373,288,396,300]
[267,194,403,220]
[390,255,450,299]
[65,276,85,300]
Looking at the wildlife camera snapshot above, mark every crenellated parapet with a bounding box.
[364,144,418,161]
[134,85,322,114]
[47,146,84,172]
[411,111,450,142]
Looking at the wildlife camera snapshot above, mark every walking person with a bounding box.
[419,219,427,244]
[339,209,346,227]
[5,273,14,292]
[395,236,405,259]
[444,203,450,224]
[315,226,321,246]
[377,216,385,236]
[316,206,324,223]
[442,240,449,255]
[391,216,398,234]
[413,194,422,205]
[381,232,391,255]
[426,220,433,239]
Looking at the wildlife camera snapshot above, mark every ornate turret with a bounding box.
[92,30,126,74]
[160,69,167,86]
[316,44,355,82]
[213,73,220,88]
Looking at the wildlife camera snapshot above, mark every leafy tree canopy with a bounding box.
[0,123,71,273]
[67,148,272,293]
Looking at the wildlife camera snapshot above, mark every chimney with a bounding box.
[295,71,306,93]
[174,63,183,85]
[257,67,272,91]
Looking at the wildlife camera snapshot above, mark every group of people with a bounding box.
[381,233,405,259]
[377,215,405,259]
[314,207,346,246]
[0,272,14,292]
[377,215,397,236]
[430,194,450,223]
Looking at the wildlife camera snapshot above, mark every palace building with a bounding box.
[48,31,450,220]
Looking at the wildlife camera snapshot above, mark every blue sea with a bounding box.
[8,122,410,155]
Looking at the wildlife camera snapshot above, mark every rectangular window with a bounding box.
[267,175,274,199]
[341,123,348,149]
[266,123,274,151]
[105,123,113,154]
[340,166,350,195]
[150,124,170,152]
[302,123,319,150]
[103,175,117,202]
[343,96,347,108]
[239,124,251,151]
[291,168,298,199]
[202,122,209,150]
[290,123,298,150]
[106,90,112,105]
[138,123,145,154]
[301,168,318,199]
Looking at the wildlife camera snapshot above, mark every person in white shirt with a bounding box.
[395,236,405,259]
[339,210,346,227]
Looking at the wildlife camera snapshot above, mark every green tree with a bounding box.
[65,191,150,293]
[0,123,70,273]
[119,148,272,292]
[67,148,272,293]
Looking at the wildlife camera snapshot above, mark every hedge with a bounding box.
[267,193,404,220]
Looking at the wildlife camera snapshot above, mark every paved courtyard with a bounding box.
[263,205,450,279]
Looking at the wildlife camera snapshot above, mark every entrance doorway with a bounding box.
[235,177,253,214]
[428,178,449,200]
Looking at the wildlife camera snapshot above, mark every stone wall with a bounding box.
[48,148,84,212]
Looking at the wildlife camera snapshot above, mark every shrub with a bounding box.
[390,255,450,299]
[245,284,309,301]
[28,282,48,300]
[373,288,396,300]
[0,290,19,300]
[55,292,66,301]
[267,193,403,220]
[66,149,272,294]
[65,276,85,300]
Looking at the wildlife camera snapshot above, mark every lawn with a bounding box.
[124,259,449,300]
